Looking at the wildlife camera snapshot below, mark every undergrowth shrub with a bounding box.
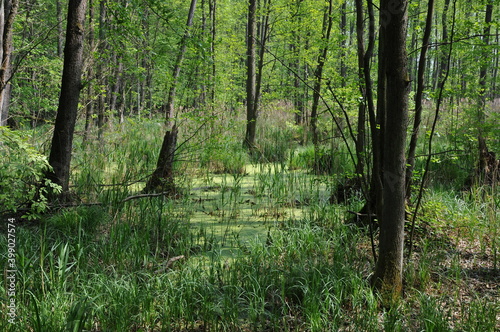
[0,127,61,219]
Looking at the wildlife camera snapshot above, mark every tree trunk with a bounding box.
[84,0,95,142]
[406,0,434,199]
[243,0,257,150]
[209,0,216,110]
[354,0,375,179]
[310,0,333,169]
[97,0,107,141]
[254,0,271,129]
[46,0,88,197]
[0,0,18,127]
[476,0,494,185]
[57,0,64,57]
[435,0,450,91]
[339,1,347,87]
[371,0,410,303]
[144,0,197,194]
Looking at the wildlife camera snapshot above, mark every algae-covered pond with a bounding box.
[180,164,334,259]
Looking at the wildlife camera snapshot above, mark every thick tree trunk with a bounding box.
[0,0,18,127]
[144,125,178,193]
[371,0,410,303]
[47,0,88,197]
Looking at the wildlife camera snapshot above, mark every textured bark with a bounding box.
[47,0,88,196]
[145,0,197,193]
[0,0,18,127]
[371,0,409,302]
[243,0,257,149]
[144,125,178,193]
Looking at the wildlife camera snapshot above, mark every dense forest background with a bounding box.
[1,0,499,330]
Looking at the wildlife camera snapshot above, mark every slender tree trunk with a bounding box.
[57,0,64,57]
[354,0,375,178]
[371,0,410,303]
[46,0,88,197]
[354,0,377,226]
[435,0,450,91]
[84,0,95,142]
[476,0,494,185]
[406,0,434,199]
[0,0,18,127]
[144,0,197,193]
[209,0,216,109]
[292,0,304,126]
[97,0,107,141]
[254,0,271,130]
[340,1,347,87]
[243,0,257,150]
[310,0,333,153]
[366,0,386,220]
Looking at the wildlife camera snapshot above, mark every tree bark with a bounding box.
[435,0,450,91]
[47,0,88,197]
[243,0,257,150]
[0,0,18,127]
[371,0,410,303]
[310,0,333,170]
[84,0,95,142]
[57,0,64,57]
[476,0,494,185]
[354,0,375,179]
[144,0,197,193]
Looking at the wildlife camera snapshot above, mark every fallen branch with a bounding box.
[121,192,175,203]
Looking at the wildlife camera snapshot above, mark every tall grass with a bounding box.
[1,109,498,331]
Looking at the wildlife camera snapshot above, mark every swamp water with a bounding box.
[177,164,333,261]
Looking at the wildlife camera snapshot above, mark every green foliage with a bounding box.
[0,127,61,219]
[201,139,249,175]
